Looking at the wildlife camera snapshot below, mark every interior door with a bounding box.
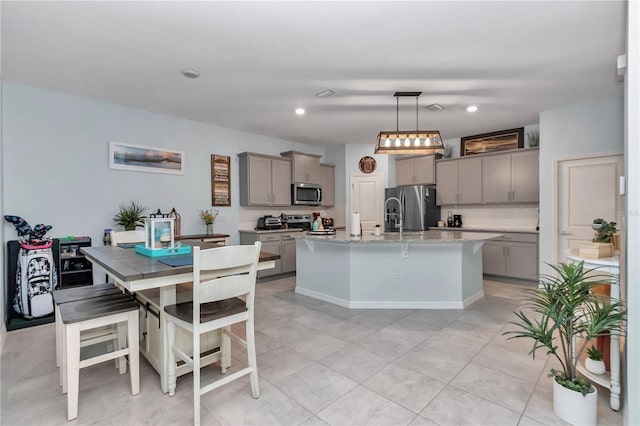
[558,155,623,261]
[351,174,384,234]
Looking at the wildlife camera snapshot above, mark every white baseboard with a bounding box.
[295,287,484,310]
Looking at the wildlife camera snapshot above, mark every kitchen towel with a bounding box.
[351,212,361,236]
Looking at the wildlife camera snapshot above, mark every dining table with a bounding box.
[81,240,278,393]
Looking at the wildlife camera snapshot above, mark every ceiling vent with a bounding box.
[425,103,445,111]
[316,89,336,98]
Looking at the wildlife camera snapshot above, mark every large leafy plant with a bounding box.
[113,201,147,231]
[504,261,625,395]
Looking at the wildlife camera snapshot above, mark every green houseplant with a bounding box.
[504,261,625,425]
[592,218,617,243]
[113,201,147,231]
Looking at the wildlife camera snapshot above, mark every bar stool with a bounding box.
[59,292,140,421]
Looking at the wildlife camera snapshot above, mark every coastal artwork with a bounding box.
[109,141,184,175]
[460,127,524,156]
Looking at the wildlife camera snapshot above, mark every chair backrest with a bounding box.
[110,230,145,246]
[192,242,262,315]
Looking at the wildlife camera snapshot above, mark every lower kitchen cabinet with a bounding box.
[239,230,300,278]
[482,232,538,281]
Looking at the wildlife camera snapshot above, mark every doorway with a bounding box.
[350,174,384,234]
[556,153,623,263]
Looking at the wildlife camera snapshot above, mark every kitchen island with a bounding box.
[293,230,502,309]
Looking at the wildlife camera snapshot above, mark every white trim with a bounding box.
[295,286,484,310]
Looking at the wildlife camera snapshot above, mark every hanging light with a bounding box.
[375,92,444,154]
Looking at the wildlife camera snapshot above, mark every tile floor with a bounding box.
[1,278,624,425]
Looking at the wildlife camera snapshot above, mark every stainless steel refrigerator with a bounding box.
[384,185,440,232]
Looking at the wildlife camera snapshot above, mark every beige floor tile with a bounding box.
[355,329,425,361]
[363,363,447,413]
[275,362,357,413]
[397,346,469,383]
[317,385,415,426]
[421,387,521,426]
[318,343,388,383]
[255,345,314,383]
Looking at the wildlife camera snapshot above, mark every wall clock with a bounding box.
[358,156,377,174]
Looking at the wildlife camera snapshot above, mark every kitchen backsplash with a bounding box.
[238,206,345,230]
[440,205,539,230]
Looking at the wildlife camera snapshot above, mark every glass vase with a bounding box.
[205,224,214,236]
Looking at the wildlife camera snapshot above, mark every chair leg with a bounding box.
[65,323,81,421]
[127,311,140,395]
[55,306,61,368]
[61,323,68,394]
[167,321,177,397]
[220,326,231,373]
[117,322,128,374]
[193,328,201,426]
[246,318,260,399]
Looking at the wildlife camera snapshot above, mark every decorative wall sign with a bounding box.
[359,156,377,173]
[109,141,184,175]
[460,127,524,156]
[211,154,231,206]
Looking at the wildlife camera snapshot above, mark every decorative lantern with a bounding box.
[135,217,190,257]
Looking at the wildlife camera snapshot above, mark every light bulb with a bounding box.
[414,137,421,146]
[425,137,431,146]
[395,137,401,147]
[404,137,411,147]
[384,138,391,147]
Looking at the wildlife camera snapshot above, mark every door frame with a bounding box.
[552,151,624,265]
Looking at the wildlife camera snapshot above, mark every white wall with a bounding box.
[538,97,624,276]
[1,83,328,283]
[624,1,639,423]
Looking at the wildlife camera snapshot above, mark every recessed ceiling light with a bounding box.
[295,108,305,115]
[180,69,200,79]
[316,89,336,98]
[466,105,479,112]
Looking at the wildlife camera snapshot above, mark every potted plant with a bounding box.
[113,201,147,231]
[198,209,218,235]
[585,345,606,375]
[592,218,617,243]
[504,261,626,426]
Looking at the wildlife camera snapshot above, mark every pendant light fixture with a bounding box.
[375,92,444,154]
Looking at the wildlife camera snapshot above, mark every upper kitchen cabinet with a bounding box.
[280,151,321,184]
[396,155,436,186]
[319,163,335,207]
[435,157,482,205]
[482,148,539,204]
[238,152,291,206]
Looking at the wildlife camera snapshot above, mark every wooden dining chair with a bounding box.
[59,292,140,420]
[110,230,146,246]
[163,242,262,426]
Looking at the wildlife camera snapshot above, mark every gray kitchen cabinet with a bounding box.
[396,155,435,186]
[482,232,538,281]
[482,149,539,204]
[280,151,321,184]
[238,152,291,206]
[239,230,302,278]
[319,163,335,207]
[435,157,482,205]
[281,235,297,273]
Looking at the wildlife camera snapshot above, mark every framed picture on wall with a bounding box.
[211,154,231,206]
[460,127,524,156]
[109,141,184,175]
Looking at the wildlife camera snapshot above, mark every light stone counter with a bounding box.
[293,229,503,243]
[294,230,501,310]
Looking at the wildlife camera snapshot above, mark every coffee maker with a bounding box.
[453,214,463,227]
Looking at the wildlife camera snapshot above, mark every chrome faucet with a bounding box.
[384,196,403,235]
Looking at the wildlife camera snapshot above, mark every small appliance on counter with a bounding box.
[453,214,463,228]
[256,215,282,230]
[322,217,334,228]
[286,214,312,230]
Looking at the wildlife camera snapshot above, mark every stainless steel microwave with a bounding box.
[291,182,322,206]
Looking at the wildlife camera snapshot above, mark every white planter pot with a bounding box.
[585,358,607,375]
[553,379,597,426]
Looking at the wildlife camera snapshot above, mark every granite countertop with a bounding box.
[239,228,305,234]
[292,229,503,243]
[428,226,539,234]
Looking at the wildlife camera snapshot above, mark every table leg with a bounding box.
[159,285,176,394]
